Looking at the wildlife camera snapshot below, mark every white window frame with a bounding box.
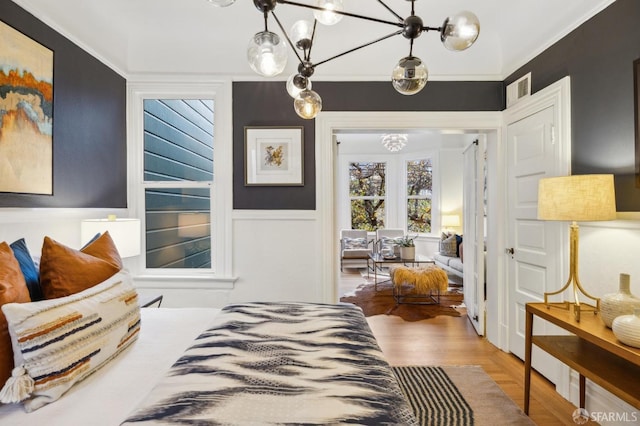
[347,160,388,231]
[402,154,437,235]
[126,79,233,284]
[338,151,439,237]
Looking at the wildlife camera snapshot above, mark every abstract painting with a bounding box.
[0,20,53,195]
[244,126,304,186]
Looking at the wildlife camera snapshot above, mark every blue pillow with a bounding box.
[455,234,463,257]
[10,238,44,301]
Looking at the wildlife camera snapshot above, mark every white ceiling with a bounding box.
[13,0,615,80]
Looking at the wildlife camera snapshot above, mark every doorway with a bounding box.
[314,111,501,338]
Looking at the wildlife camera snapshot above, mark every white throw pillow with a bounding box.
[0,271,140,412]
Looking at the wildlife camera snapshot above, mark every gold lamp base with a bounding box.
[543,222,600,322]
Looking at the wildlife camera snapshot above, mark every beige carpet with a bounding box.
[442,365,535,426]
[393,365,535,425]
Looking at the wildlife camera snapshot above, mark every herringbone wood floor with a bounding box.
[339,267,599,426]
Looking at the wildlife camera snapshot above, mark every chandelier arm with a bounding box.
[307,19,318,62]
[409,37,414,57]
[263,11,269,32]
[277,0,404,28]
[271,11,306,65]
[375,0,403,22]
[313,30,402,68]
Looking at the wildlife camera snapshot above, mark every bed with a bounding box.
[0,274,417,425]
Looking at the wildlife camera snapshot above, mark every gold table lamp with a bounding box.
[537,174,616,321]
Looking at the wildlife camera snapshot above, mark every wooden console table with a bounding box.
[524,302,640,414]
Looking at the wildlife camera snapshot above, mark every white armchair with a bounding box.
[375,228,404,256]
[340,229,373,271]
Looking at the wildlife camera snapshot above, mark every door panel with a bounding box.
[463,139,485,335]
[507,105,562,383]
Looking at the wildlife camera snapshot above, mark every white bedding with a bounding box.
[0,308,220,426]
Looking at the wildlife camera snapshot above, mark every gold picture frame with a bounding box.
[244,126,304,186]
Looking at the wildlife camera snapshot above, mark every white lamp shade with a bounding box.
[81,218,141,258]
[442,214,461,227]
[537,174,616,222]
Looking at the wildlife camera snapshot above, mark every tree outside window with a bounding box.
[406,159,432,233]
[349,162,386,231]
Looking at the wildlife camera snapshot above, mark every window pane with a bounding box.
[145,188,211,269]
[349,162,386,197]
[407,159,432,196]
[351,199,385,231]
[143,99,214,182]
[407,198,431,233]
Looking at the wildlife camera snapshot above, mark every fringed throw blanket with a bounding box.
[123,302,417,425]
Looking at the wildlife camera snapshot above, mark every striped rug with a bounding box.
[392,366,473,426]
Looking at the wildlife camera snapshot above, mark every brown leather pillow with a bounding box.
[0,242,32,386]
[40,235,122,300]
[81,231,123,270]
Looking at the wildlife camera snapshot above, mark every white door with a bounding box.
[463,139,485,335]
[506,104,566,384]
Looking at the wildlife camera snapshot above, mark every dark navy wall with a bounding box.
[506,0,640,211]
[0,0,127,208]
[233,80,504,210]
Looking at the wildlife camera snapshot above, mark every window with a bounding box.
[143,99,213,269]
[349,162,386,231]
[406,159,432,233]
[129,81,232,279]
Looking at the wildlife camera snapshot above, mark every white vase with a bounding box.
[612,308,640,348]
[400,246,415,260]
[600,273,640,328]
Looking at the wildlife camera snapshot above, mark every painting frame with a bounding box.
[635,58,640,188]
[244,126,304,186]
[0,19,54,195]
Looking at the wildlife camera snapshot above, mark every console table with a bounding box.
[524,302,640,414]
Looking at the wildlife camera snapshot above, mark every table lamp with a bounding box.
[441,214,461,234]
[81,216,141,258]
[537,174,616,321]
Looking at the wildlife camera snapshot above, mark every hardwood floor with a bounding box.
[339,267,596,426]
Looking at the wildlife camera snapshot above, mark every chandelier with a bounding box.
[381,134,408,152]
[209,0,480,119]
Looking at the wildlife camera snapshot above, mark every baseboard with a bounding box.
[569,371,638,425]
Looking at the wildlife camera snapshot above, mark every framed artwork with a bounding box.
[0,20,54,195]
[244,126,304,186]
[635,58,640,188]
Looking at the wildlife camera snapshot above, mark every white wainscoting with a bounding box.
[229,209,322,304]
[0,208,327,309]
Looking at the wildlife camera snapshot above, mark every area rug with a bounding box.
[340,281,465,322]
[392,366,535,426]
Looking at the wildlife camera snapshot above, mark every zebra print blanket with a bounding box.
[123,302,417,425]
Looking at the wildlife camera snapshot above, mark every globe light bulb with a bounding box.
[391,56,428,95]
[441,11,480,51]
[286,73,312,98]
[313,0,344,26]
[206,0,236,7]
[294,89,322,119]
[247,31,288,77]
[290,20,314,50]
